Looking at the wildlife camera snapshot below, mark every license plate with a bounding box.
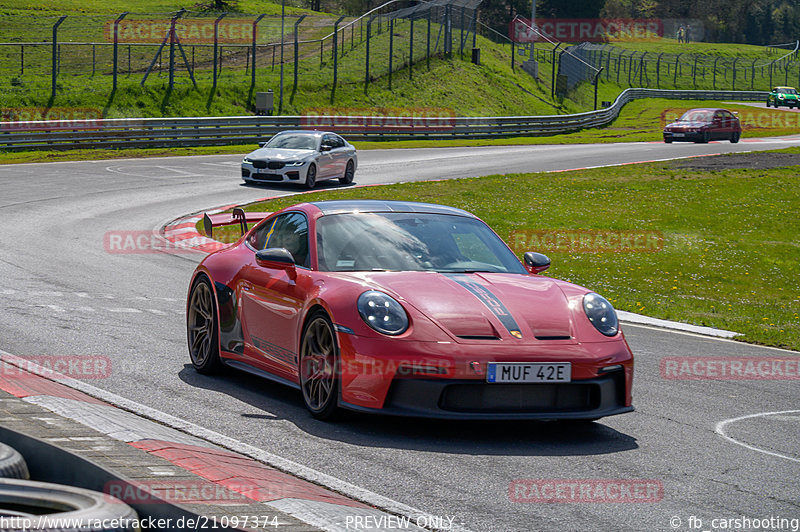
[487,363,571,383]
[673,133,685,137]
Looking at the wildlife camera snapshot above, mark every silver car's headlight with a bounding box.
[357,291,409,336]
[285,161,305,167]
[583,293,619,337]
[243,157,253,164]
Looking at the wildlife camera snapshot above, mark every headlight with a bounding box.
[242,157,253,164]
[357,291,409,336]
[285,161,305,167]
[582,293,619,337]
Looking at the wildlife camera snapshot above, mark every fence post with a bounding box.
[20,44,24,76]
[365,17,373,93]
[426,8,431,70]
[51,16,67,101]
[292,15,306,101]
[112,13,128,92]
[251,14,266,90]
[168,10,186,91]
[692,55,699,89]
[389,17,394,89]
[332,16,345,97]
[213,13,227,89]
[713,56,719,89]
[594,67,603,110]
[656,52,663,88]
[751,57,757,90]
[409,16,414,79]
[733,57,739,90]
[460,6,465,58]
[472,7,478,49]
[640,52,646,86]
[673,53,682,87]
[551,43,561,100]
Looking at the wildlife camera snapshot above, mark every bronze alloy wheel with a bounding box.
[187,277,222,374]
[299,312,339,419]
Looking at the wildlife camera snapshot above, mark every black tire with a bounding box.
[304,163,317,189]
[339,160,355,185]
[730,132,740,143]
[766,100,770,107]
[699,131,710,143]
[187,275,223,375]
[0,443,28,480]
[0,478,138,531]
[299,311,340,420]
[664,137,672,144]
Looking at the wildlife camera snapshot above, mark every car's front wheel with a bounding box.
[187,275,223,375]
[730,132,740,143]
[339,160,355,185]
[304,163,317,189]
[664,136,672,144]
[299,311,340,420]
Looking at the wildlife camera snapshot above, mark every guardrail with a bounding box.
[0,89,768,151]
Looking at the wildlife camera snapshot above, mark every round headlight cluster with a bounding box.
[357,291,409,336]
[582,292,619,337]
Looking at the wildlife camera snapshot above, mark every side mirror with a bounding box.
[320,144,332,152]
[258,142,267,148]
[256,248,295,270]
[524,251,550,274]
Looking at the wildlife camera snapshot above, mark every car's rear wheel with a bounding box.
[339,160,355,185]
[730,132,740,143]
[299,311,340,420]
[187,276,223,375]
[305,163,317,189]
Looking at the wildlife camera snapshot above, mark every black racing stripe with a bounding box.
[445,274,522,338]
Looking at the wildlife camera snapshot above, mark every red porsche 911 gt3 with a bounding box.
[187,200,634,420]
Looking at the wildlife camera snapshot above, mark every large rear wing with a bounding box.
[203,207,271,239]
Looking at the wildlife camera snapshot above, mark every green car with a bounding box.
[767,86,799,108]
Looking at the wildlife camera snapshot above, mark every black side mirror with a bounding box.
[258,142,267,148]
[524,251,550,274]
[320,144,332,152]
[256,248,295,270]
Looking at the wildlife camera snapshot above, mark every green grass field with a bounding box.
[203,148,800,352]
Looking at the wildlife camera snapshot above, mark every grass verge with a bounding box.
[206,148,800,351]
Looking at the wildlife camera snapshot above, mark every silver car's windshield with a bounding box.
[266,134,318,150]
[316,213,527,274]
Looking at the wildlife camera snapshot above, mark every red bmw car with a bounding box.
[187,200,634,420]
[663,108,741,143]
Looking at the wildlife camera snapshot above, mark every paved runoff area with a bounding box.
[0,354,416,532]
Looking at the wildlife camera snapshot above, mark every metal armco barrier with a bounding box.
[0,89,767,151]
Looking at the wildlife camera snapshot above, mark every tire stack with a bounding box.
[0,442,139,532]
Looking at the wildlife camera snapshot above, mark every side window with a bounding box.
[321,134,333,149]
[249,217,277,251]
[331,135,345,148]
[265,213,310,267]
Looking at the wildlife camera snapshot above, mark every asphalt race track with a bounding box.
[1,138,799,531]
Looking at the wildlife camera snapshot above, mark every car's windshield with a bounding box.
[778,88,798,94]
[316,213,527,274]
[265,134,318,150]
[678,110,712,122]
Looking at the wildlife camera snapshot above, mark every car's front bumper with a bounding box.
[663,130,705,142]
[335,332,634,420]
[241,163,308,184]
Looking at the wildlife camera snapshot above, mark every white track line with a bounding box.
[715,410,800,464]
